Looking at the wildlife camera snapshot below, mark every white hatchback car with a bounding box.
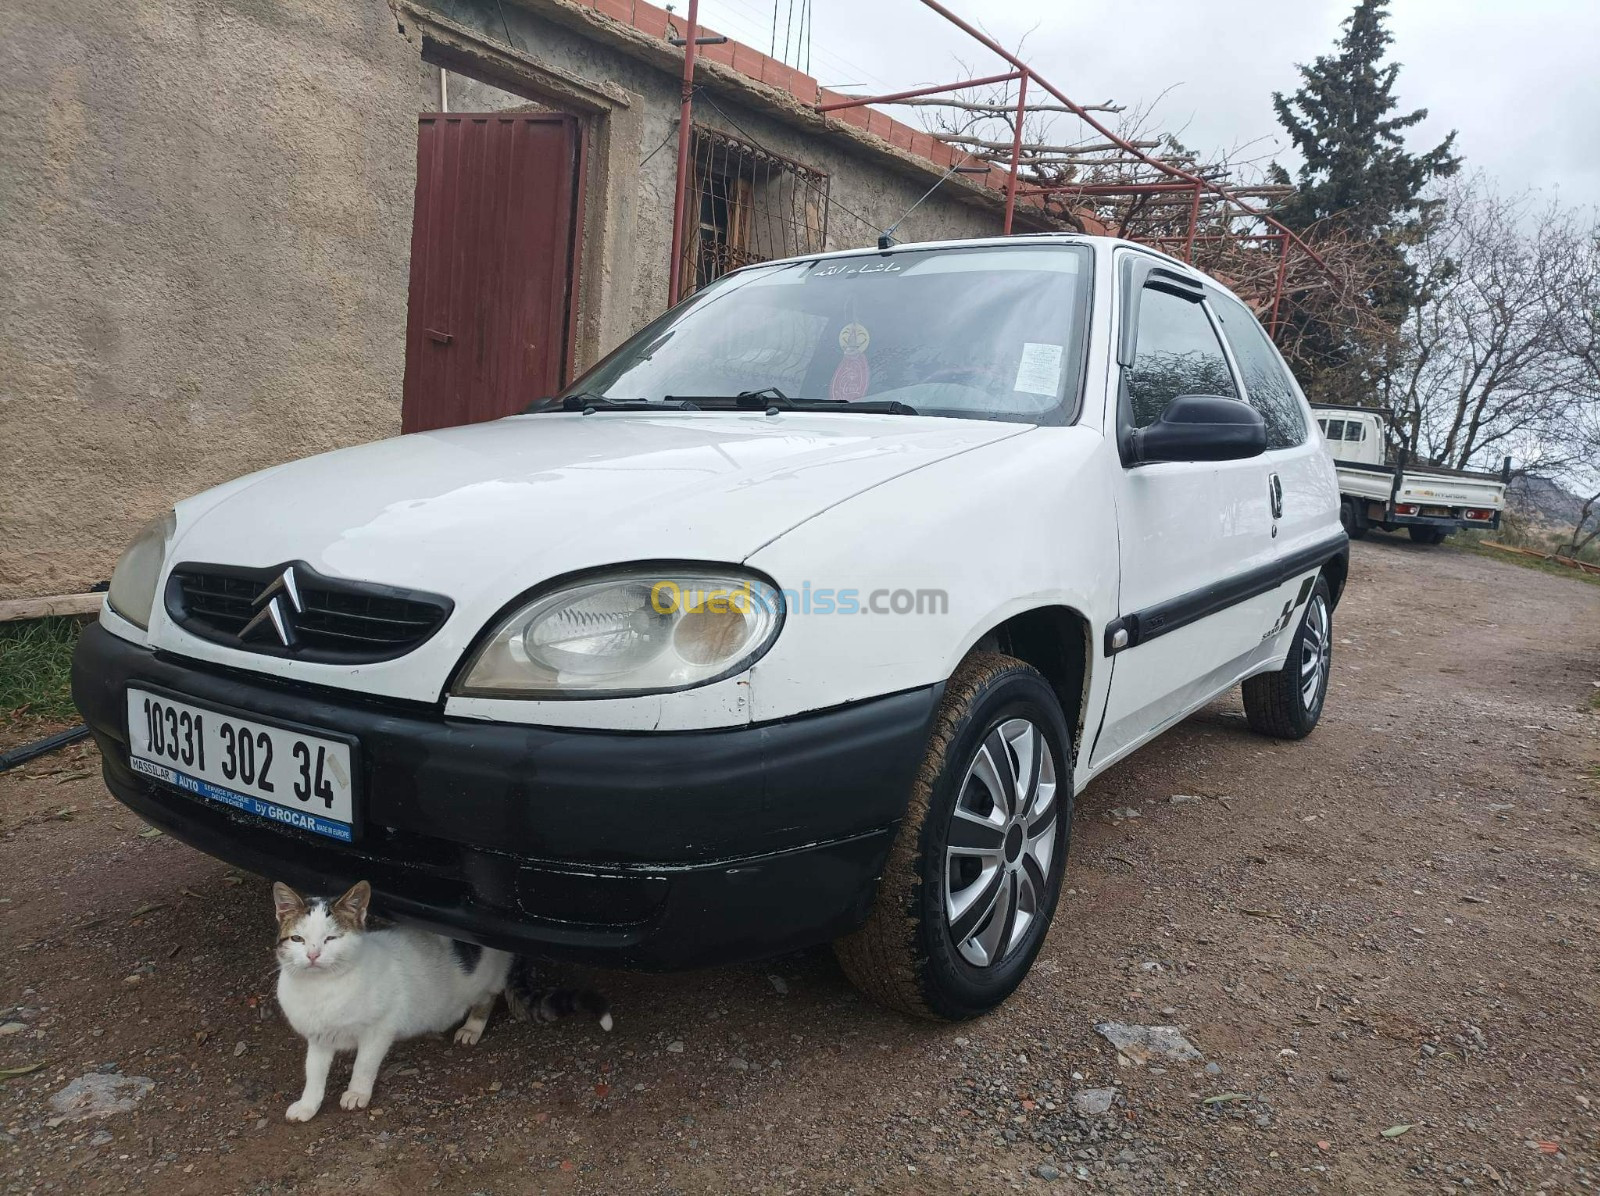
[74,235,1346,1020]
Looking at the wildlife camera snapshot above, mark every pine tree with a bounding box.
[1273,0,1460,240]
[1269,0,1461,405]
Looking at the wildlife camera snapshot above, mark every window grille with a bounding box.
[677,126,829,297]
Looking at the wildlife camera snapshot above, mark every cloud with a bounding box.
[700,0,1599,208]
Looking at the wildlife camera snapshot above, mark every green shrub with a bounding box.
[0,616,86,723]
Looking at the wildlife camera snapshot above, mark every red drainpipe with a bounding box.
[667,0,701,308]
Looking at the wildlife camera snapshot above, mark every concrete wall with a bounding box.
[0,0,437,600]
[0,0,1007,601]
[424,0,999,336]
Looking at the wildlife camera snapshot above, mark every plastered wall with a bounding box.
[0,0,1005,600]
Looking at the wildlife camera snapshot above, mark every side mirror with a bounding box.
[1131,394,1266,464]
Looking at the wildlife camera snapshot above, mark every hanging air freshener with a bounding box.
[829,321,871,402]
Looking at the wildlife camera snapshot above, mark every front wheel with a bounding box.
[834,653,1072,1021]
[1241,575,1333,740]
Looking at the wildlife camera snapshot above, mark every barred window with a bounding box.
[678,127,829,297]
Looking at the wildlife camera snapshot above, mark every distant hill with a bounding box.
[1509,474,1592,531]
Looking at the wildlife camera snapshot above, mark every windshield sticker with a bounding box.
[811,261,905,279]
[830,321,872,402]
[1014,342,1064,396]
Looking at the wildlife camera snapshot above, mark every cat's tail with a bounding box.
[505,958,613,1032]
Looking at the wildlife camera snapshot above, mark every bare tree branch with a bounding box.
[933,133,1162,154]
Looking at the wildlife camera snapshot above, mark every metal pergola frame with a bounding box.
[666,0,1340,336]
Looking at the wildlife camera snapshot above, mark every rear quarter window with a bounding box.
[1213,297,1308,450]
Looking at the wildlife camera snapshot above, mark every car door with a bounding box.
[1089,254,1278,770]
[1210,289,1342,612]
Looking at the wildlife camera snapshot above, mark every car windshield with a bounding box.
[561,244,1094,424]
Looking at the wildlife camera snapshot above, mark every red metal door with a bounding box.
[402,113,583,434]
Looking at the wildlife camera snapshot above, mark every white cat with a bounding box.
[272,879,514,1122]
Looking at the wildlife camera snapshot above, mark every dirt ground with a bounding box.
[1,537,1596,1195]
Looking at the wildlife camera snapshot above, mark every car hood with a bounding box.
[148,412,1029,699]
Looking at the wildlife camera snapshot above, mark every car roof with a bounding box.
[742,232,1188,272]
[728,233,1249,310]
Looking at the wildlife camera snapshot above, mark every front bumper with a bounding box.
[72,622,940,970]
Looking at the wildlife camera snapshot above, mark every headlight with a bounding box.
[107,511,176,630]
[455,567,783,698]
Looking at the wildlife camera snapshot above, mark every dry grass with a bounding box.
[1455,533,1600,588]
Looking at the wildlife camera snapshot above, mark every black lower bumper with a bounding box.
[71,623,940,970]
[1384,513,1469,531]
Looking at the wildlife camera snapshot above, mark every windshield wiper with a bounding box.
[526,393,700,413]
[663,389,919,416]
[736,387,798,407]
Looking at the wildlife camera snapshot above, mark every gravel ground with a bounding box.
[0,536,1596,1195]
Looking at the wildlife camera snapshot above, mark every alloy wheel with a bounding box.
[944,717,1060,968]
[1300,593,1331,710]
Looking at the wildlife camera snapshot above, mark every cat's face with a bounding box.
[272,881,370,975]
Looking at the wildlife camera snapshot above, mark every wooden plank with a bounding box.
[1481,542,1600,575]
[0,593,103,623]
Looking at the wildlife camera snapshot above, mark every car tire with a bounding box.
[833,652,1073,1021]
[1408,526,1445,545]
[1241,575,1333,741]
[1340,499,1367,540]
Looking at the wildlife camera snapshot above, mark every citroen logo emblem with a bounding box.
[240,567,304,648]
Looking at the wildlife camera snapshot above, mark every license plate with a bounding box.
[125,688,357,842]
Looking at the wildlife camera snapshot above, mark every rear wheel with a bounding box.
[1339,499,1367,540]
[1408,526,1446,545]
[1242,576,1332,740]
[834,653,1072,1021]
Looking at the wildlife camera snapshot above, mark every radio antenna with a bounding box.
[878,151,988,250]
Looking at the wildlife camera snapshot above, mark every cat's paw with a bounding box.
[454,1023,484,1046]
[339,1088,372,1111]
[285,1098,321,1123]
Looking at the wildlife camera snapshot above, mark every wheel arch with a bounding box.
[967,605,1092,764]
[1321,547,1349,609]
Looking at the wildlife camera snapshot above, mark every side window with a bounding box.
[1127,287,1238,428]
[1213,298,1308,450]
[1327,420,1345,441]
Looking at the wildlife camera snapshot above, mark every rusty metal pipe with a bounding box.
[912,0,1335,277]
[666,0,701,308]
[1016,182,1219,196]
[1268,233,1291,337]
[1184,183,1201,262]
[816,70,1021,113]
[1003,72,1027,234]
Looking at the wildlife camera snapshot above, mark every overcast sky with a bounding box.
[693,0,1600,209]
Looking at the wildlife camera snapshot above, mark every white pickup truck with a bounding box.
[1313,405,1508,545]
[74,235,1347,1020]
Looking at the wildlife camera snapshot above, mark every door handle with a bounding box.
[1269,473,1283,520]
[425,328,453,345]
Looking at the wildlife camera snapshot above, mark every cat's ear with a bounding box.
[332,880,371,929]
[272,882,306,922]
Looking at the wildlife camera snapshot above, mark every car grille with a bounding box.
[165,563,453,663]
